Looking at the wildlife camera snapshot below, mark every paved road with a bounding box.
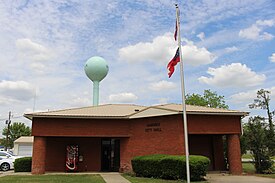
[207,174,275,183]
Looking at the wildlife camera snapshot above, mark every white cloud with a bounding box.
[213,46,239,57]
[149,80,177,91]
[230,86,275,105]
[196,32,205,41]
[16,38,54,61]
[198,63,266,87]
[269,53,275,63]
[119,33,216,66]
[69,97,90,107]
[256,19,274,27]
[230,91,257,104]
[225,46,239,53]
[108,92,138,103]
[63,92,91,107]
[16,38,55,71]
[0,80,35,103]
[119,32,176,64]
[239,19,274,41]
[182,40,216,66]
[157,98,169,104]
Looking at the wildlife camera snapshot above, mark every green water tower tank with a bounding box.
[84,56,109,106]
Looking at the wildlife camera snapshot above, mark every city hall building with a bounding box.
[24,103,247,175]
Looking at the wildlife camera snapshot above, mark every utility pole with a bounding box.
[5,111,11,151]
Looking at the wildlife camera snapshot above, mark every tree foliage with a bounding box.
[2,122,31,149]
[249,89,275,131]
[248,89,275,155]
[242,116,273,173]
[185,89,229,109]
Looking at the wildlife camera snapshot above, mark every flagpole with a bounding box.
[175,4,190,183]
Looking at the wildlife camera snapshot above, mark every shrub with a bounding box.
[14,157,32,172]
[131,154,166,177]
[131,154,210,181]
[254,153,273,174]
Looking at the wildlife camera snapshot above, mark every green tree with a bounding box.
[186,89,229,109]
[249,89,275,155]
[2,122,31,149]
[249,89,274,132]
[240,135,248,155]
[242,116,273,173]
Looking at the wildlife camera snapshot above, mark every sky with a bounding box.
[0,0,275,132]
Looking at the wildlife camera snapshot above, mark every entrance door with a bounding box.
[101,138,120,171]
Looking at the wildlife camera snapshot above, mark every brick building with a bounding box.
[24,104,247,175]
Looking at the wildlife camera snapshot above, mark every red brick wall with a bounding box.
[188,115,241,134]
[32,114,241,137]
[32,118,130,137]
[227,134,242,174]
[32,136,46,174]
[120,115,185,170]
[120,114,241,170]
[31,114,242,172]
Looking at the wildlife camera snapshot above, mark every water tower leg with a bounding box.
[93,81,99,106]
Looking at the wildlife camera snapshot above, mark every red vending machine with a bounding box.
[66,145,79,172]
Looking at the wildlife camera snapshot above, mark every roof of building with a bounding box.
[14,136,34,143]
[24,104,248,120]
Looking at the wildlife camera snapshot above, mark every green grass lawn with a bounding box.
[242,154,275,160]
[123,175,208,183]
[242,162,275,179]
[258,174,275,179]
[0,174,105,183]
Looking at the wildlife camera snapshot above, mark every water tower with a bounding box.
[84,56,109,106]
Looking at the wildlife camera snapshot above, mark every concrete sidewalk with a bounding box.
[101,173,130,183]
[207,173,275,183]
[0,170,31,177]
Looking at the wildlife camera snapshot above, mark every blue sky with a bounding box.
[0,0,274,130]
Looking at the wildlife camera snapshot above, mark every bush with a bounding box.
[131,154,210,181]
[254,154,274,174]
[14,157,32,172]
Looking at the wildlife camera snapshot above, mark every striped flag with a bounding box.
[167,47,180,78]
